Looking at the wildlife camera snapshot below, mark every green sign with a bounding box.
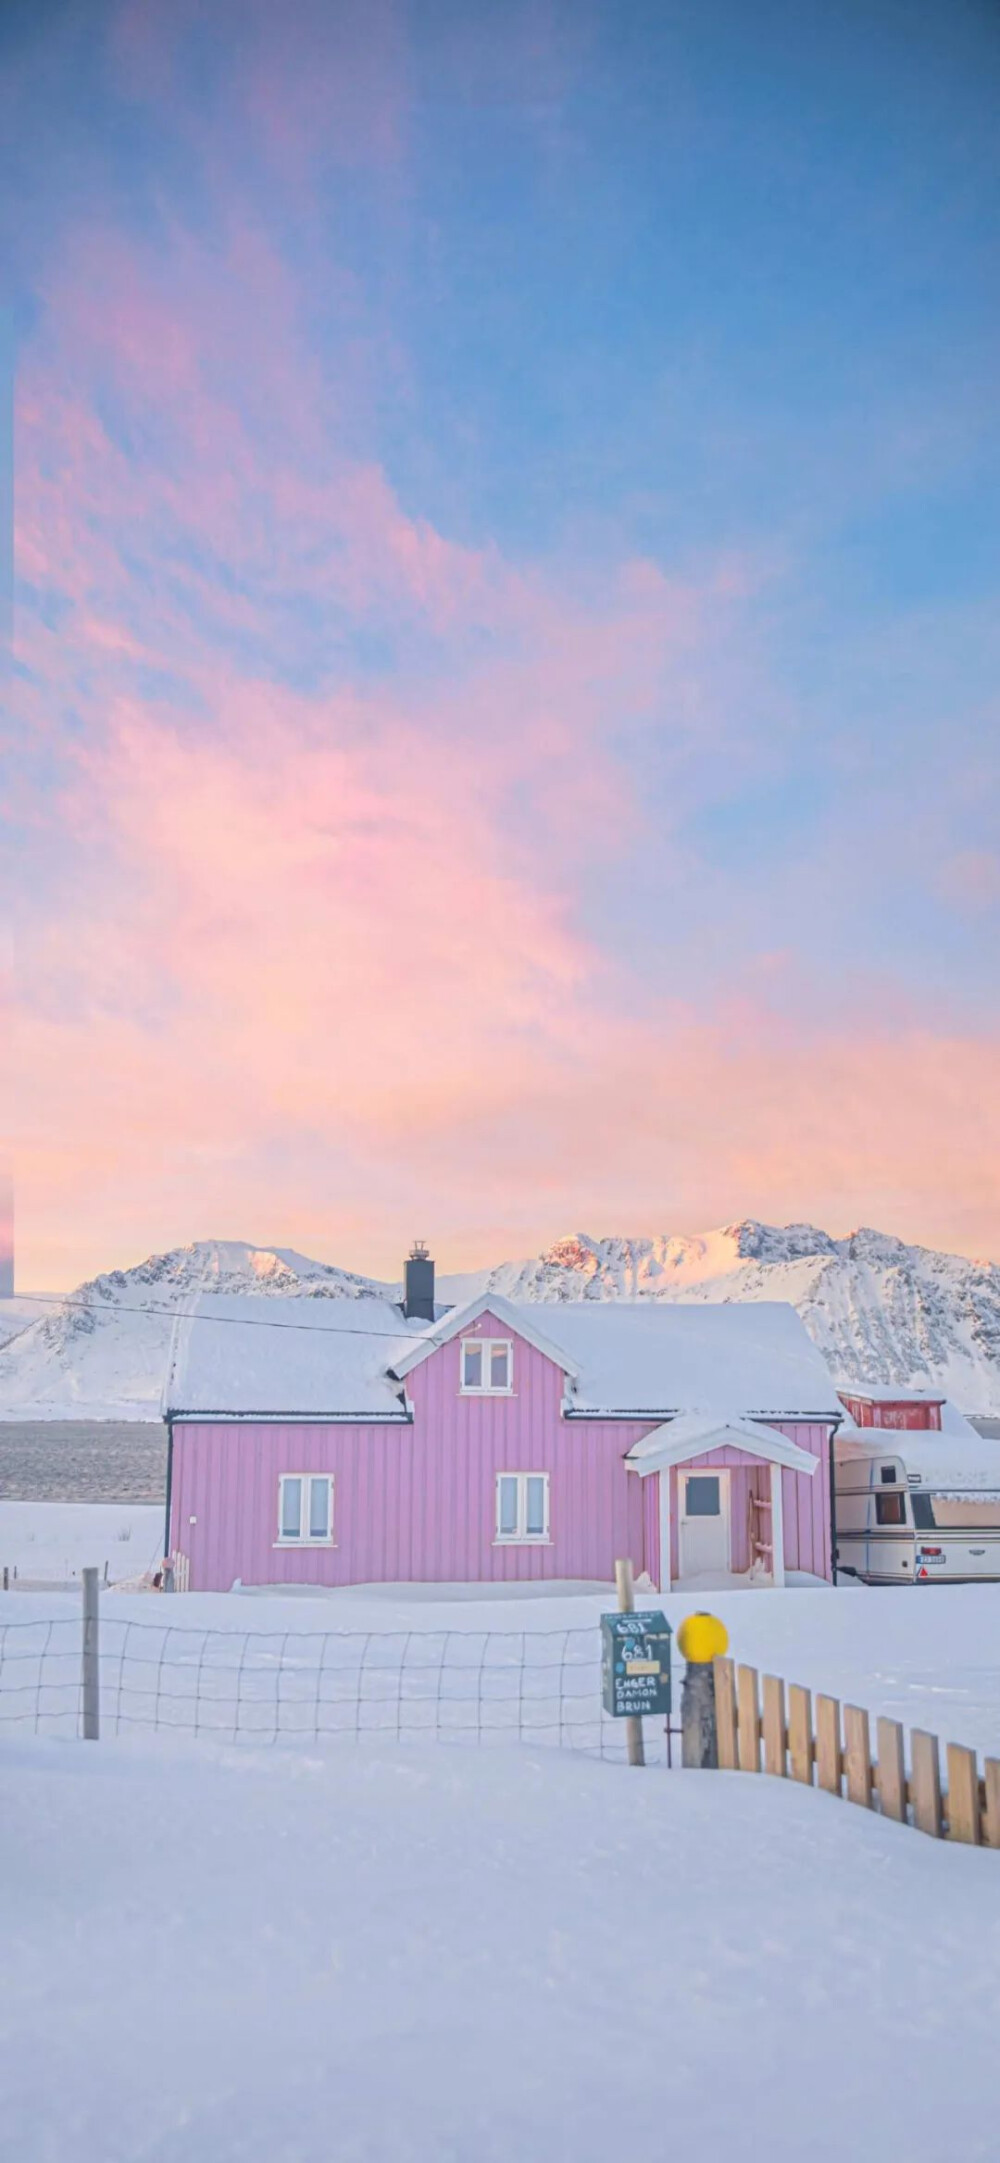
[601,1611,672,1718]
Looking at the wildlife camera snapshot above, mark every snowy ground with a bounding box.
[3,1496,1000,1747]
[0,1500,163,1584]
[171,1576,1000,1752]
[2,1730,997,2163]
[4,1514,1000,2159]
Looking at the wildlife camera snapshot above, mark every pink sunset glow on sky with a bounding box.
[2,0,999,1289]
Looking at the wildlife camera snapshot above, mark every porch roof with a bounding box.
[625,1411,819,1478]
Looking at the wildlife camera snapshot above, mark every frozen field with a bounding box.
[2,1727,997,2163]
[3,1507,999,2161]
[0,1500,163,1584]
[2,1503,1000,1751]
[3,1580,1000,1757]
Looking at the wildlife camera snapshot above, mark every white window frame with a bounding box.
[494,1471,550,1544]
[274,1473,336,1547]
[460,1336,514,1395]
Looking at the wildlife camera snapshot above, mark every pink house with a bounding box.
[164,1253,842,1592]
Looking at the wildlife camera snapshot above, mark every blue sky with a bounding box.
[2,0,999,1284]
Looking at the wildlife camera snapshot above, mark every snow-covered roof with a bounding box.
[395,1294,840,1419]
[520,1299,840,1417]
[164,1296,417,1420]
[836,1413,1000,1495]
[164,1289,841,1424]
[626,1413,819,1477]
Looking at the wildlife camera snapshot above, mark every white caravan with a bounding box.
[835,1412,1000,1585]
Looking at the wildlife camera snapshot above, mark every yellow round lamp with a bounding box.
[677,1611,729,1665]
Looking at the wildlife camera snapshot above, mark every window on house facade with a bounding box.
[277,1474,335,1544]
[495,1472,549,1542]
[461,1338,513,1393]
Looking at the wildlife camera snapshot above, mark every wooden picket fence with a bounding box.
[712,1656,1000,1847]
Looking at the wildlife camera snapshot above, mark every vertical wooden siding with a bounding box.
[773,1423,831,1579]
[170,1314,832,1589]
[403,1315,649,1586]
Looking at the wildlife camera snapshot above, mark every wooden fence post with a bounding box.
[81,1566,100,1741]
[703,1657,995,1855]
[681,1662,719,1769]
[815,1695,842,1795]
[843,1705,873,1808]
[910,1731,942,1838]
[614,1559,645,1769]
[761,1675,786,1777]
[946,1744,981,1845]
[736,1665,760,1772]
[877,1717,906,1822]
[983,1760,1000,1851]
[713,1657,738,1770]
[788,1684,813,1784]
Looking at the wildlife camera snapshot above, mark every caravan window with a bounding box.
[875,1490,907,1527]
[911,1493,937,1530]
[879,1465,897,1484]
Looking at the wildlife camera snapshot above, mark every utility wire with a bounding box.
[3,1289,448,1343]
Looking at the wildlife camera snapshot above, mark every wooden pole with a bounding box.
[910,1730,942,1839]
[713,1657,738,1770]
[815,1696,842,1796]
[877,1716,907,1822]
[983,1759,1000,1850]
[614,1558,645,1768]
[788,1685,814,1784]
[736,1664,761,1772]
[946,1744,981,1844]
[761,1675,787,1777]
[843,1705,873,1808]
[81,1567,100,1741]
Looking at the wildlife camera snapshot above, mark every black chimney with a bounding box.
[403,1241,435,1321]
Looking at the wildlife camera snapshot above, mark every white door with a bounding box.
[678,1472,730,1580]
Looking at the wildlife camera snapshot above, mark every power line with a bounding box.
[4,1289,441,1343]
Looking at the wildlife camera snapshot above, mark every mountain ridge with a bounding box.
[1,1221,998,1417]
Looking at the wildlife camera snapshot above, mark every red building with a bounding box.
[837,1390,944,1433]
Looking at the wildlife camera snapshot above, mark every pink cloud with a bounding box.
[11,141,999,1288]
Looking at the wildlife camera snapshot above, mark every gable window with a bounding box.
[461,1338,513,1394]
[277,1474,335,1545]
[495,1472,549,1543]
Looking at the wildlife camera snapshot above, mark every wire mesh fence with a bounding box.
[0,1613,674,1763]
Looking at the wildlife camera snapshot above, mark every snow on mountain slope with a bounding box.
[446,1222,1000,1411]
[0,1242,392,1422]
[1,1222,999,1419]
[0,1296,49,1349]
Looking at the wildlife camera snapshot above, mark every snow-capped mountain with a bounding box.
[1,1221,998,1419]
[453,1223,1000,1411]
[0,1241,392,1422]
